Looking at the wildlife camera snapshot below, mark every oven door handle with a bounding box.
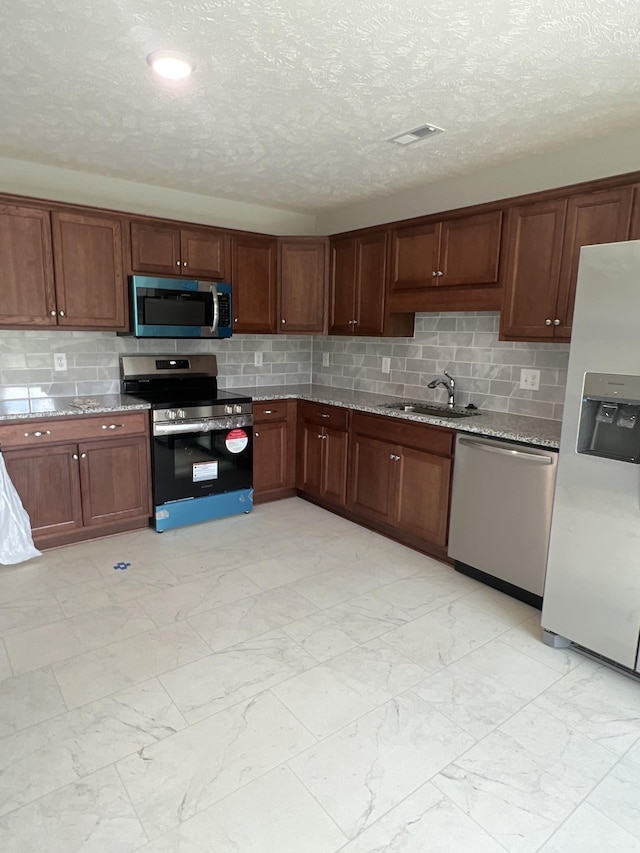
[154,421,207,436]
[210,285,220,335]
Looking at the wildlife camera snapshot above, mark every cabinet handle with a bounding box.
[437,270,443,277]
[24,430,51,438]
[50,310,57,317]
[176,260,181,266]
[432,271,438,277]
[281,318,286,324]
[72,453,78,460]
[59,310,65,317]
[389,453,400,461]
[319,413,330,418]
[545,319,552,325]
[554,319,561,326]
[263,410,274,414]
[80,453,87,459]
[255,431,260,437]
[183,261,187,267]
[101,423,124,430]
[234,318,238,323]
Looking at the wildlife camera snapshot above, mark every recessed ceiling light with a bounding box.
[147,50,195,81]
[388,124,445,146]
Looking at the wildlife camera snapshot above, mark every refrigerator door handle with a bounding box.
[458,437,554,464]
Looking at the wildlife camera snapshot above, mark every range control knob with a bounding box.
[233,404,243,414]
[165,409,178,420]
[176,409,187,419]
[225,405,233,415]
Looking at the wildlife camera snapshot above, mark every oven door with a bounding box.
[152,419,253,506]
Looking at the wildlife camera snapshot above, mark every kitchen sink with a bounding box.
[379,402,481,419]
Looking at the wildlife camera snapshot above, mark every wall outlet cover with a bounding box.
[381,357,391,374]
[254,352,263,367]
[53,353,67,372]
[520,368,540,391]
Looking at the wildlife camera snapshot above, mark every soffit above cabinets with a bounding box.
[2,0,640,213]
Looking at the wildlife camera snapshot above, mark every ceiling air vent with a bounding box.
[388,124,445,146]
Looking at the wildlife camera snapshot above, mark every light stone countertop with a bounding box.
[0,394,150,422]
[242,383,562,448]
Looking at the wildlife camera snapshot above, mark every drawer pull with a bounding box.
[263,410,274,415]
[255,431,260,437]
[24,430,51,438]
[319,413,330,418]
[101,423,124,430]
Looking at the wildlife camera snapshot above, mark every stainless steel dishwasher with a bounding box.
[448,434,558,608]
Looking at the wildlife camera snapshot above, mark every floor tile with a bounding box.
[0,592,64,637]
[461,585,540,626]
[117,690,315,839]
[53,621,211,709]
[372,572,477,619]
[137,569,261,627]
[382,599,510,675]
[433,704,619,853]
[289,691,474,839]
[539,801,640,852]
[0,557,102,605]
[587,753,640,838]
[239,554,324,591]
[0,677,186,816]
[0,766,147,852]
[134,765,346,853]
[160,630,317,722]
[501,615,584,674]
[0,640,11,682]
[273,639,428,738]
[0,666,67,738]
[339,781,504,853]
[187,585,318,651]
[5,599,156,674]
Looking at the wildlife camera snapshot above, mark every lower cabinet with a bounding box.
[349,412,453,555]
[0,412,151,549]
[296,402,349,506]
[252,400,297,503]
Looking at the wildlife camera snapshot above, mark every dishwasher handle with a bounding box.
[458,437,555,464]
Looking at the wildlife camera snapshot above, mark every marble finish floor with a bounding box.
[1,498,640,852]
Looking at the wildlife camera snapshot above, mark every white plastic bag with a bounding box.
[0,451,41,565]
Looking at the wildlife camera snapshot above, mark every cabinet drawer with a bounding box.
[298,401,349,431]
[252,400,291,422]
[351,412,453,457]
[0,412,149,449]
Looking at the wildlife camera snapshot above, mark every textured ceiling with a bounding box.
[2,0,640,213]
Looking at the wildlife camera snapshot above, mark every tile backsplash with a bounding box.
[0,313,569,420]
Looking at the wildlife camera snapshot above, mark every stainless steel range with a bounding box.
[121,354,253,532]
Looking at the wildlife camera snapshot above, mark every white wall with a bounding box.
[316,124,640,234]
[0,158,316,236]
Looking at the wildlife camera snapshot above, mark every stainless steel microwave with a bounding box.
[126,276,233,339]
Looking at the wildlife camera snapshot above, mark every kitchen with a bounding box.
[2,1,640,851]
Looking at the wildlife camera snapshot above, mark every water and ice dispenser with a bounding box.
[577,373,640,463]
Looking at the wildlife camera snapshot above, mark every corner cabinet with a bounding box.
[0,412,151,548]
[130,220,229,280]
[500,187,635,341]
[231,234,279,333]
[296,401,349,506]
[252,400,297,502]
[279,239,328,334]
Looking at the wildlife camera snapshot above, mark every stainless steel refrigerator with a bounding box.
[542,239,640,671]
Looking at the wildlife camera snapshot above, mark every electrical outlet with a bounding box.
[322,352,330,367]
[381,357,391,374]
[53,353,67,372]
[254,352,263,367]
[520,368,540,391]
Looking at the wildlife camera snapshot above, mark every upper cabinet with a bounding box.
[501,187,634,341]
[230,233,278,333]
[279,239,328,334]
[387,210,503,312]
[330,232,414,337]
[0,204,127,331]
[130,220,229,280]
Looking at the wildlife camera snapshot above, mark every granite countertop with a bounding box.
[0,394,150,422]
[241,383,562,448]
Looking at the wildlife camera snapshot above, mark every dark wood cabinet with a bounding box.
[0,203,56,328]
[330,233,414,337]
[501,187,634,341]
[630,185,640,239]
[0,412,151,548]
[296,402,348,506]
[279,239,328,333]
[130,220,229,280]
[231,234,278,333]
[349,412,453,556]
[252,400,296,502]
[52,211,127,329]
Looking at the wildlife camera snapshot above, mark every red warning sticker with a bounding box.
[225,428,249,453]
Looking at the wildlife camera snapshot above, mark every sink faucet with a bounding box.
[428,370,456,408]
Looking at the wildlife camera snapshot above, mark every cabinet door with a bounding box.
[253,420,289,494]
[78,436,150,527]
[130,221,181,275]
[297,422,324,497]
[0,204,56,327]
[438,211,502,287]
[500,199,567,340]
[630,185,640,240]
[329,237,357,333]
[322,427,348,506]
[3,444,83,541]
[51,211,126,329]
[556,187,634,339]
[348,433,394,524]
[388,222,441,292]
[231,235,278,333]
[394,447,451,547]
[181,227,228,279]
[355,233,387,335]
[279,239,327,333]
